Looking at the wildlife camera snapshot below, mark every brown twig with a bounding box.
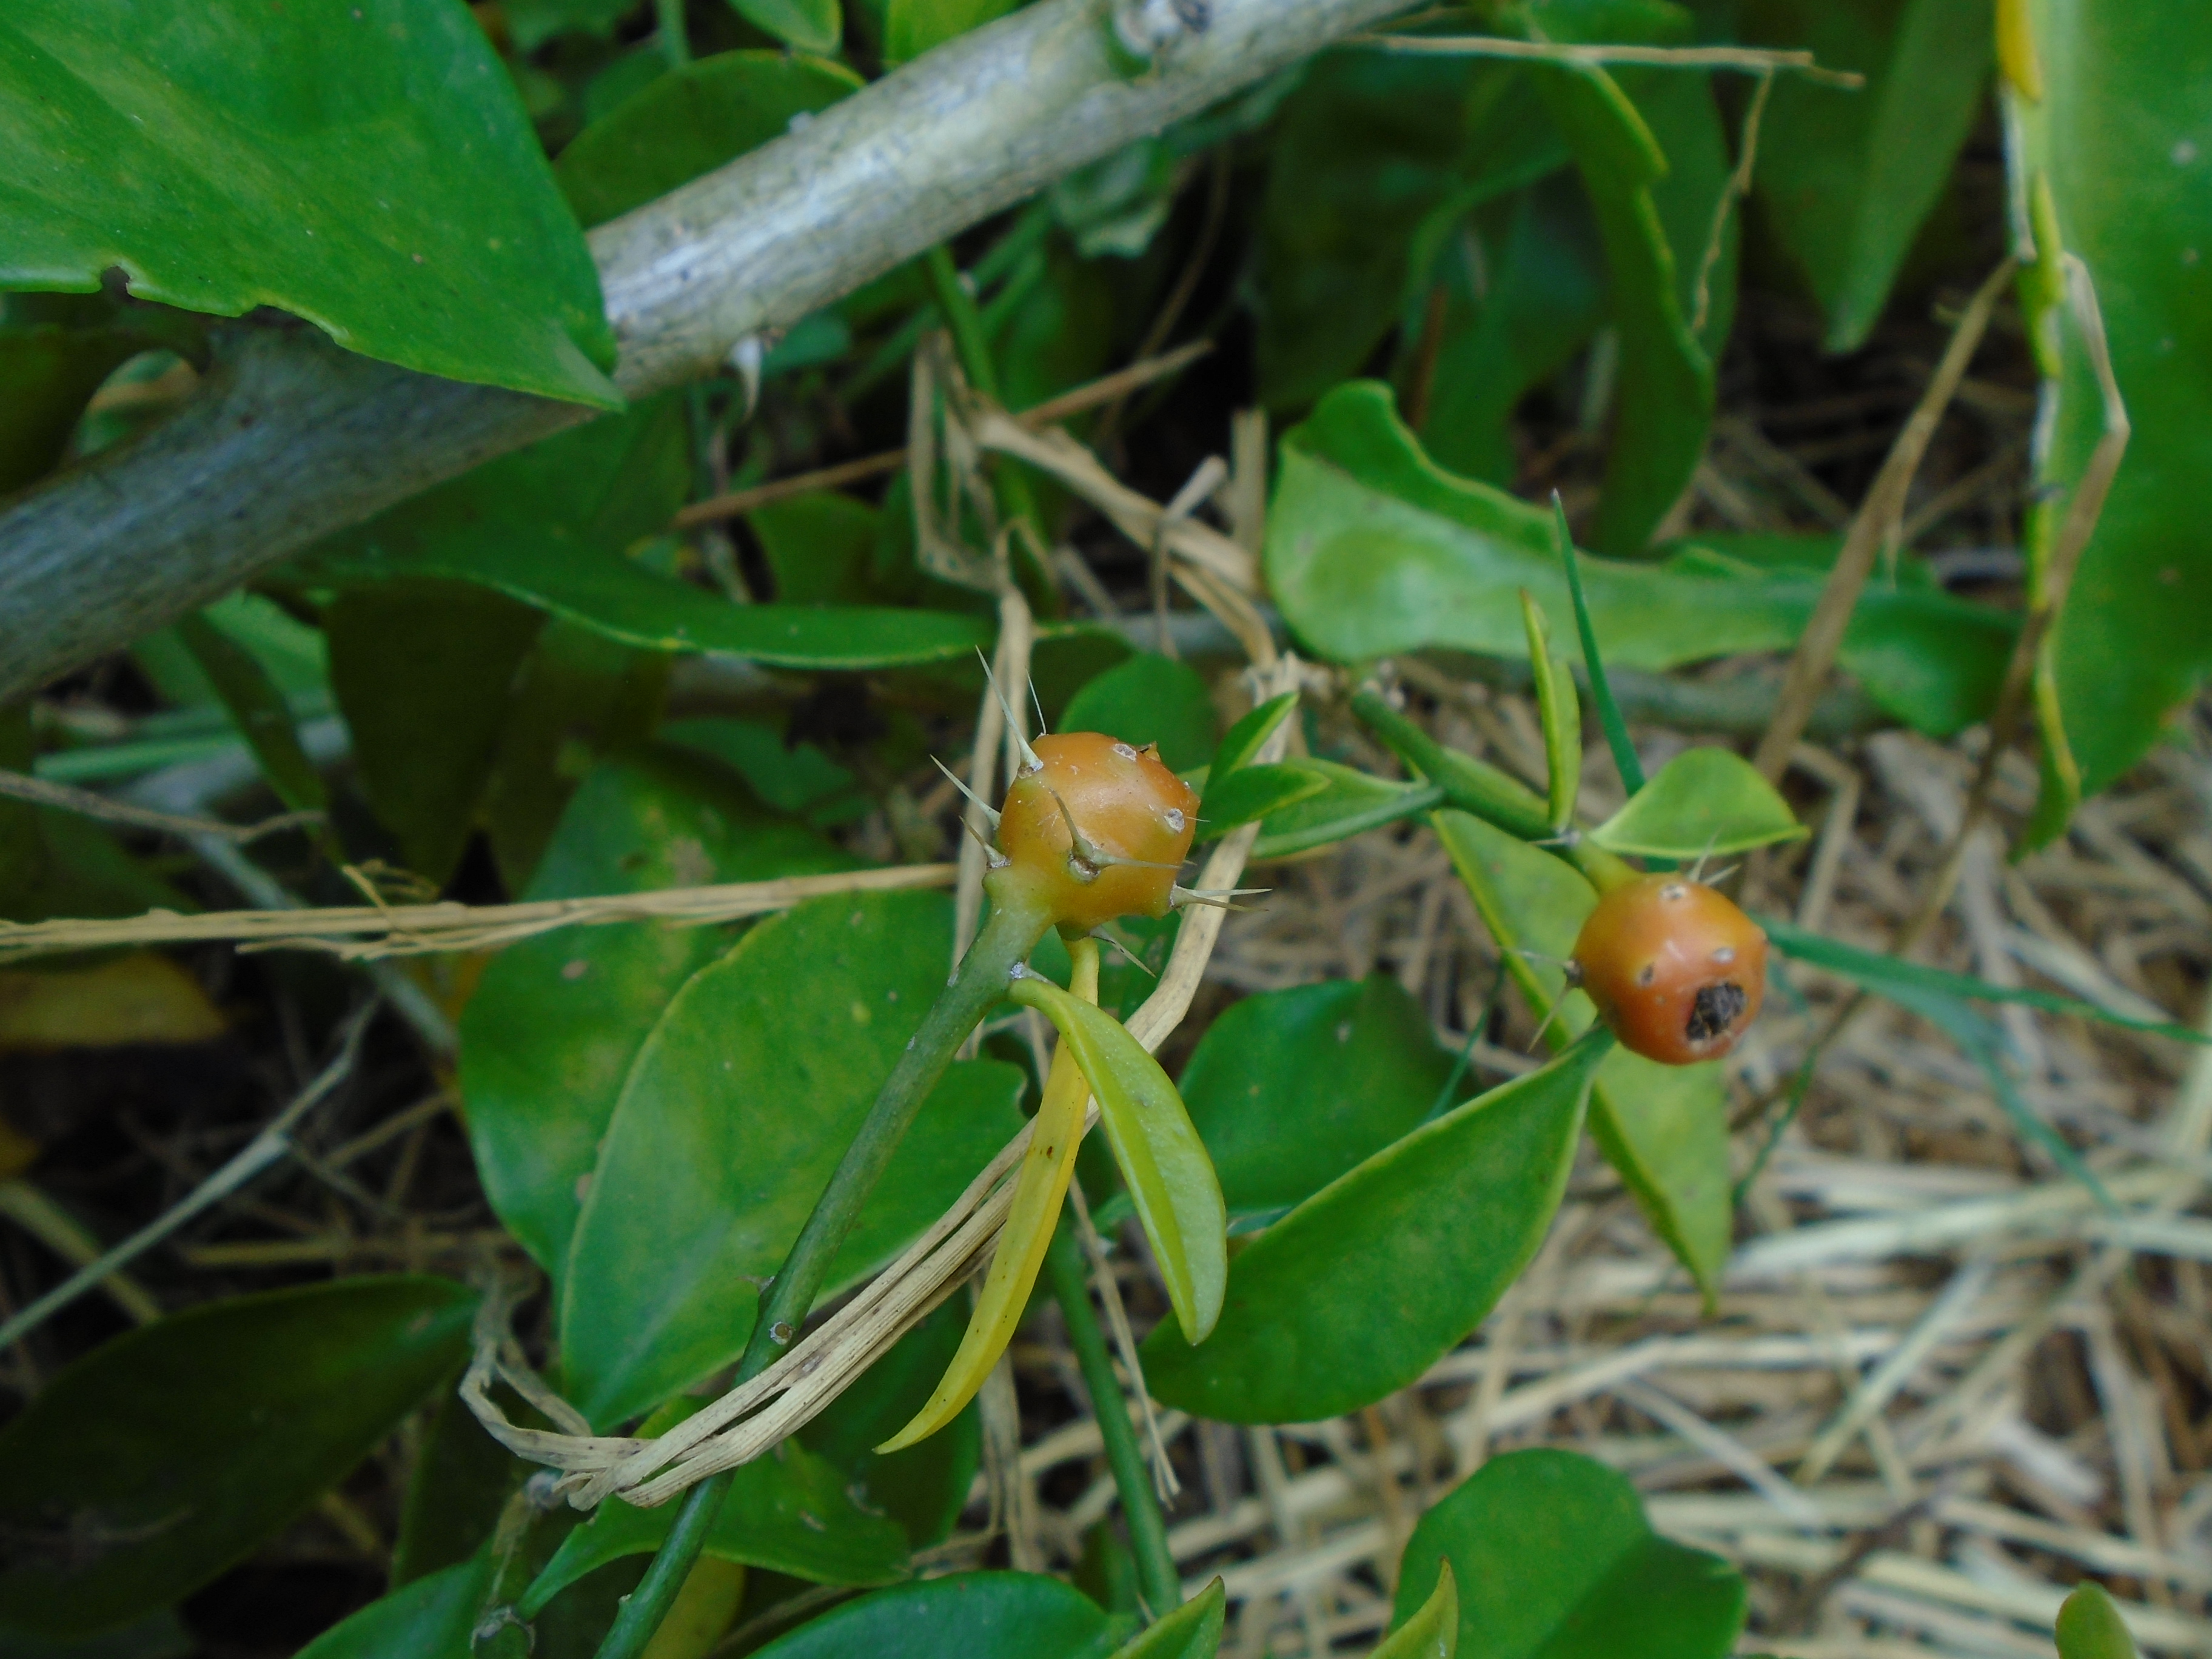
[0,767,323,845]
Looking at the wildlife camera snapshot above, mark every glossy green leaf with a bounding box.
[1209,693,1300,779]
[1761,916,2205,1043]
[460,748,858,1284]
[1250,759,1446,860]
[392,1386,521,1588]
[1746,0,1992,351]
[522,1421,907,1608]
[751,1572,1114,1659]
[1378,1563,1457,1659]
[560,891,1028,1425]
[1417,175,1605,484]
[327,583,547,884]
[749,492,885,608]
[0,1278,475,1637]
[2017,1,2212,819]
[1060,654,1217,773]
[1109,1578,1225,1659]
[884,0,1020,64]
[2056,1583,2142,1659]
[175,611,327,813]
[1589,748,1806,860]
[798,1297,983,1549]
[1194,762,1329,840]
[0,1,617,406]
[1008,972,1227,1345]
[1436,809,1732,1301]
[555,52,859,228]
[1517,0,1734,552]
[1265,383,2016,737]
[1181,977,1455,1215]
[732,0,843,54]
[295,1554,490,1659]
[1142,1028,1609,1424]
[1521,592,1581,830]
[1393,1448,1744,1658]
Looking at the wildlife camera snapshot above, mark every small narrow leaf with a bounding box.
[1210,692,1299,779]
[1108,1577,1225,1658]
[2056,1583,2142,1659]
[1007,973,1226,1344]
[1196,762,1328,839]
[174,612,328,814]
[1589,748,1806,861]
[1249,760,1445,860]
[1520,590,1581,831]
[1556,494,1643,797]
[1376,1562,1457,1659]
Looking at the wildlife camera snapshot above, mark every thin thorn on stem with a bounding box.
[933,754,1002,828]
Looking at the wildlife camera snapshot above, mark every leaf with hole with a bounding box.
[0,0,616,405]
[1265,383,2015,737]
[559,891,1027,1426]
[1437,809,1732,1302]
[1392,1448,1744,1658]
[1008,971,1225,1344]
[0,1278,475,1637]
[1181,976,1456,1216]
[1142,1027,1608,1424]
[1588,748,1806,860]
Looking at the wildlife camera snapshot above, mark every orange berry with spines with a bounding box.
[993,732,1199,933]
[1568,874,1768,1064]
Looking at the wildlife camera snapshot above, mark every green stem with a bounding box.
[921,246,1056,609]
[1046,1216,1182,1621]
[593,896,1052,1659]
[655,0,691,65]
[1350,687,1639,892]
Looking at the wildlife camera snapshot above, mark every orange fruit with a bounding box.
[1569,874,1767,1064]
[996,732,1199,932]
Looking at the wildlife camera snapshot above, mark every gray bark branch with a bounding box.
[0,0,1406,704]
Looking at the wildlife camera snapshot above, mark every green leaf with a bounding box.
[1265,383,2016,737]
[1142,1028,1609,1424]
[1108,1578,1225,1659]
[2056,1583,2142,1659]
[1761,916,2206,1043]
[749,492,886,608]
[460,748,859,1284]
[1515,0,1734,552]
[1256,53,1564,410]
[1208,693,1299,780]
[1746,0,1992,351]
[1589,748,1806,860]
[559,891,1028,1425]
[1249,759,1446,860]
[1060,654,1217,773]
[0,1278,475,1637]
[1436,809,1732,1301]
[295,1554,491,1659]
[1007,972,1227,1346]
[1520,591,1581,830]
[555,52,860,228]
[392,1386,522,1589]
[506,0,637,51]
[1393,1448,1745,1658]
[521,1416,908,1608]
[1180,977,1455,1215]
[731,0,843,54]
[174,611,327,813]
[749,1572,1114,1659]
[1377,1562,1457,1659]
[884,0,1020,64]
[1416,176,1605,484]
[0,1,617,406]
[327,583,548,884]
[0,312,176,494]
[797,1297,983,1549]
[1557,495,1643,796]
[1193,762,1328,839]
[0,1610,196,1659]
[2016,1,2212,817]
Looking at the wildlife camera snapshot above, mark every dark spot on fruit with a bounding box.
[1685,982,1748,1042]
[1637,963,1656,987]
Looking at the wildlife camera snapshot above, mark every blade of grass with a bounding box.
[1555,492,1643,796]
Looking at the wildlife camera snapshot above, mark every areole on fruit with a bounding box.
[1567,874,1768,1064]
[992,730,1201,933]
